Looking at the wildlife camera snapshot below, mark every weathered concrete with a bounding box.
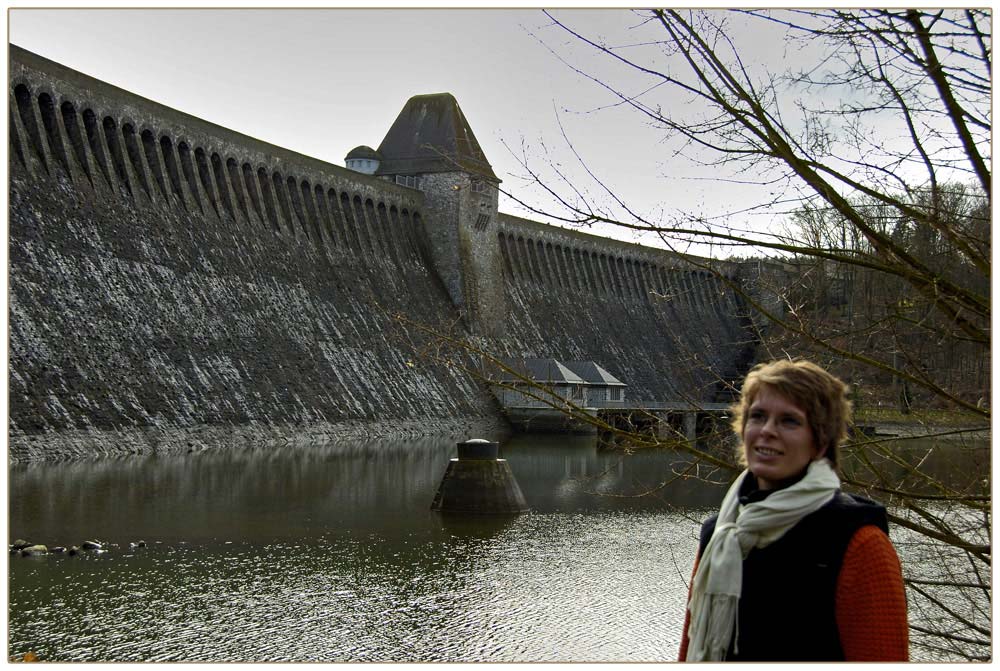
[431,440,529,514]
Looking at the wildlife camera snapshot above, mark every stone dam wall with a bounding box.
[492,215,756,402]
[8,46,503,462]
[8,46,758,462]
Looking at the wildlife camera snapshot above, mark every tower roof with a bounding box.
[375,93,498,181]
[345,145,381,161]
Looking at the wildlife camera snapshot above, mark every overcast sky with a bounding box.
[7,6,900,256]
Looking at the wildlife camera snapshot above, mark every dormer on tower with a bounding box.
[376,93,506,336]
[344,145,381,174]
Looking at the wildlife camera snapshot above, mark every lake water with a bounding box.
[7,432,989,662]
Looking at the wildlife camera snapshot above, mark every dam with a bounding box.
[8,45,761,462]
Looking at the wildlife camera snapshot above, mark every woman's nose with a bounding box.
[761,418,778,436]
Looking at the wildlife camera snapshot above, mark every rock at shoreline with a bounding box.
[20,544,48,556]
[81,540,102,550]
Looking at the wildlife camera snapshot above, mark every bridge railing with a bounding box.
[500,400,731,412]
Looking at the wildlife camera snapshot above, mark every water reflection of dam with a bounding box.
[500,434,730,512]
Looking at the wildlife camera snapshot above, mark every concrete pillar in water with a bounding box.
[431,439,529,514]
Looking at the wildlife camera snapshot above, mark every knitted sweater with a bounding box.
[678,524,908,661]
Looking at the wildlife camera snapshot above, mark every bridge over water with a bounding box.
[503,399,733,442]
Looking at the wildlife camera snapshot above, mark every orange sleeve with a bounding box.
[835,525,909,661]
[678,554,699,661]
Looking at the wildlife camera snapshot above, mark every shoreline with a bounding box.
[7,415,511,464]
[860,421,990,442]
[8,415,988,464]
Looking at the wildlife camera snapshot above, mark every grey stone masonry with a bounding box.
[8,46,499,461]
[374,93,507,337]
[8,45,762,462]
[415,171,507,336]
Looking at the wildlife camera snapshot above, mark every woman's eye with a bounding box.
[782,417,801,426]
[749,411,765,421]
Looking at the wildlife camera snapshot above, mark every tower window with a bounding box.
[395,174,420,189]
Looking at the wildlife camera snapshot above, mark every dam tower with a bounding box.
[373,93,507,337]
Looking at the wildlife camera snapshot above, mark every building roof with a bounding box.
[375,93,498,180]
[563,361,626,386]
[496,358,586,384]
[345,145,381,161]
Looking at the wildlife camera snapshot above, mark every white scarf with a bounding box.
[686,459,841,661]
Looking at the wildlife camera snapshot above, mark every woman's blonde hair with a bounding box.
[730,359,852,466]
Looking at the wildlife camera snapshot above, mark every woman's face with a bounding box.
[743,386,825,490]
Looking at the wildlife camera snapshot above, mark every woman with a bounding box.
[678,359,908,661]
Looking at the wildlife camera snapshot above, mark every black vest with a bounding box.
[698,484,888,662]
